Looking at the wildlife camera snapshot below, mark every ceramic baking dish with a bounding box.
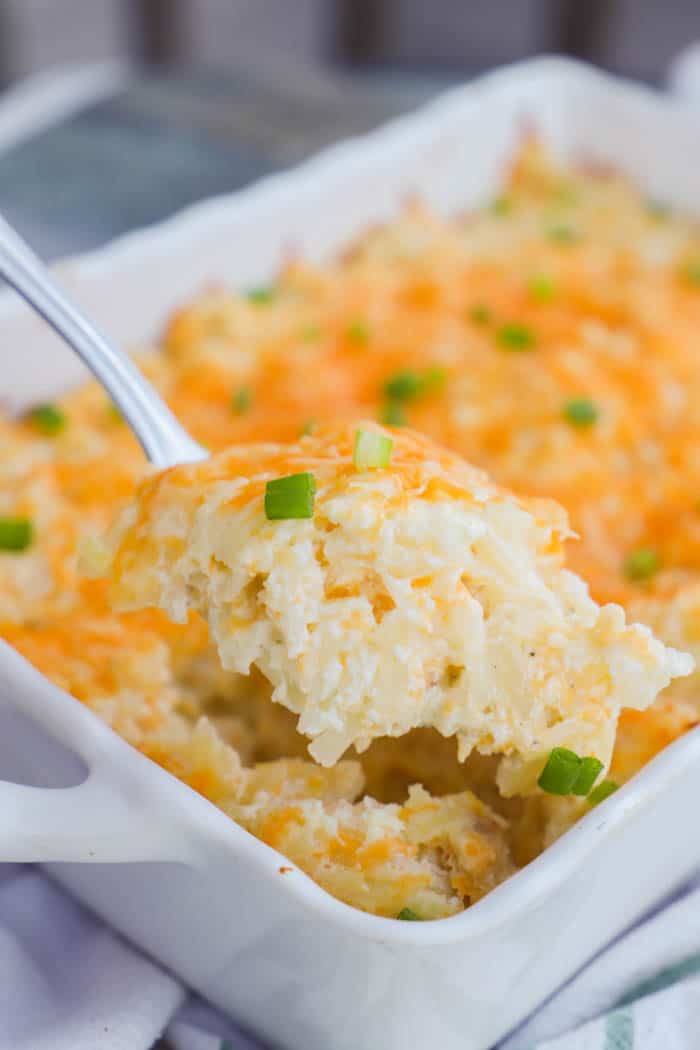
[2,57,700,1050]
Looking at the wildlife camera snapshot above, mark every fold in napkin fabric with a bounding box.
[1,864,700,1050]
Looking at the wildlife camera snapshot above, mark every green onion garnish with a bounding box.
[496,324,536,351]
[681,259,700,287]
[353,429,393,471]
[537,748,582,795]
[247,287,275,304]
[588,779,619,806]
[384,370,423,401]
[647,200,670,221]
[28,403,66,435]
[469,304,491,325]
[300,419,316,436]
[0,517,34,552]
[396,907,422,921]
[107,401,124,423]
[563,398,598,427]
[528,275,556,303]
[383,367,446,402]
[264,473,316,520]
[380,401,407,426]
[546,224,578,245]
[571,756,604,796]
[537,748,604,797]
[489,195,512,216]
[346,321,369,344]
[624,547,659,582]
[232,387,252,414]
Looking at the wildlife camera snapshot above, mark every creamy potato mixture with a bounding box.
[93,424,688,795]
[4,142,700,918]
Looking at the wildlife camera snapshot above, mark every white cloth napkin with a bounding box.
[1,863,700,1050]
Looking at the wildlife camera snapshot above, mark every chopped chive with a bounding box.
[537,747,582,795]
[383,367,446,402]
[346,320,369,344]
[469,304,491,325]
[563,397,598,427]
[489,195,512,216]
[647,200,671,221]
[571,756,604,796]
[528,275,556,303]
[624,547,659,582]
[546,224,579,245]
[680,259,700,287]
[247,286,275,304]
[496,323,536,351]
[588,779,619,806]
[0,517,33,552]
[264,472,316,520]
[300,419,316,436]
[384,370,423,401]
[27,403,66,435]
[380,401,407,426]
[231,387,252,414]
[354,429,393,471]
[396,907,422,921]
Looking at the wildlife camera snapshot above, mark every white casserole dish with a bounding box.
[1,57,700,1050]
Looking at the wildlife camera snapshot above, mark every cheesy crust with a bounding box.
[2,141,700,917]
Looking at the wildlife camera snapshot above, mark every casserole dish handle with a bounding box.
[0,645,197,865]
[0,770,193,864]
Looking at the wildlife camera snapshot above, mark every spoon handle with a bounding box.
[0,213,206,468]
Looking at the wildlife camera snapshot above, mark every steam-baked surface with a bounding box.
[94,422,689,792]
[3,142,700,916]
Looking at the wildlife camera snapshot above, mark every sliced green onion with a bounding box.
[489,195,512,216]
[28,403,66,435]
[588,779,619,806]
[396,907,422,921]
[0,517,33,552]
[563,397,598,427]
[496,323,536,351]
[384,370,423,401]
[469,304,491,325]
[346,320,369,344]
[647,200,671,221]
[571,756,604,796]
[247,286,275,304]
[380,401,407,426]
[383,367,446,402]
[231,387,252,414]
[300,419,316,436]
[537,747,582,795]
[354,429,393,471]
[546,224,579,245]
[624,547,659,582]
[528,275,557,303]
[264,472,316,520]
[681,259,700,287]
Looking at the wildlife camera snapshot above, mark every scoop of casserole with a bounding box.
[88,423,693,793]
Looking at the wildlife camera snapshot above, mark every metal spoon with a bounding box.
[0,212,207,468]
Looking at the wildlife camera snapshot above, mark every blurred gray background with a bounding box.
[1,0,699,260]
[1,0,699,84]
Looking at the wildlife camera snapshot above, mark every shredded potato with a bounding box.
[3,141,700,916]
